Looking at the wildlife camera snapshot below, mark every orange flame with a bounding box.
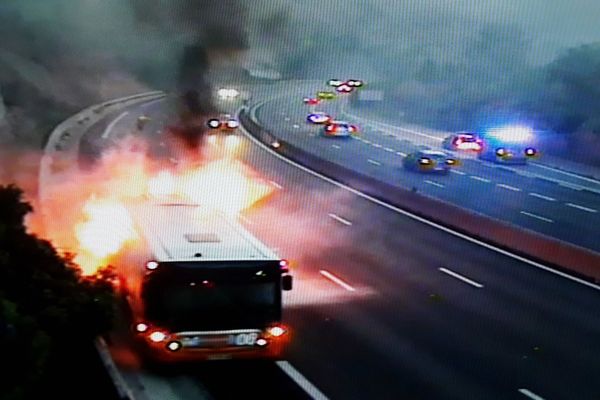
[73,198,138,275]
[41,137,273,275]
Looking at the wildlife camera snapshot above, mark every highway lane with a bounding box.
[254,95,600,253]
[340,106,600,187]
[91,95,600,399]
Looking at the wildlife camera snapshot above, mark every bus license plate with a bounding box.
[228,333,258,346]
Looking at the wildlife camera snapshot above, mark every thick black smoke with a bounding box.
[129,0,249,147]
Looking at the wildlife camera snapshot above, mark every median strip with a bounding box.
[240,107,600,288]
[438,267,484,288]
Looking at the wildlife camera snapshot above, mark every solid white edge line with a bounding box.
[319,270,356,292]
[328,213,353,226]
[529,192,556,202]
[425,180,445,188]
[566,202,597,213]
[367,159,381,166]
[518,388,546,400]
[95,338,134,400]
[439,267,484,288]
[276,361,330,400]
[101,111,129,139]
[520,211,554,223]
[269,180,283,190]
[497,183,521,192]
[239,108,600,292]
[531,162,600,185]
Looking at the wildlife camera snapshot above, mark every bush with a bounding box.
[0,184,116,399]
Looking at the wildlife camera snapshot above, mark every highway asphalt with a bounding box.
[76,91,600,400]
[253,91,600,253]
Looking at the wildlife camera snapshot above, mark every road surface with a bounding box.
[72,89,600,400]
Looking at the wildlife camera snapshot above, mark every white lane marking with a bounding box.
[566,203,597,213]
[372,143,382,148]
[367,159,381,166]
[276,361,330,400]
[332,144,341,149]
[439,267,484,288]
[529,192,556,202]
[269,180,283,189]
[559,182,584,191]
[240,111,600,292]
[293,124,300,129]
[284,117,290,121]
[425,180,445,188]
[101,111,129,139]
[396,151,407,156]
[518,388,546,400]
[328,213,353,226]
[470,175,491,183]
[520,211,554,223]
[319,270,356,292]
[384,147,394,152]
[363,139,372,144]
[450,169,466,175]
[497,183,521,192]
[531,162,600,185]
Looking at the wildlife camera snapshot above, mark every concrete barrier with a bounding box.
[239,109,600,283]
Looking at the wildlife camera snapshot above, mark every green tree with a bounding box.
[0,184,116,399]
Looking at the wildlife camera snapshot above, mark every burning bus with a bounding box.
[119,202,293,362]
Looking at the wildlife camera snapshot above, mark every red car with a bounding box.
[443,132,484,152]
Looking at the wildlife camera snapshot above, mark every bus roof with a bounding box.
[128,203,279,263]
